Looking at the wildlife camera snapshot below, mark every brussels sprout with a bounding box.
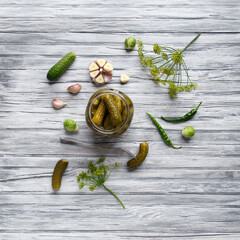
[125,37,136,50]
[182,126,195,138]
[64,119,79,132]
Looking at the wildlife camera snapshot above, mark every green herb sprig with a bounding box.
[137,33,201,98]
[77,157,125,209]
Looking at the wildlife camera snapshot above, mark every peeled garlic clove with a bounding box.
[120,74,129,83]
[103,62,113,73]
[67,83,82,94]
[52,99,67,109]
[94,74,104,84]
[103,72,112,83]
[89,61,99,72]
[96,58,107,68]
[90,70,100,79]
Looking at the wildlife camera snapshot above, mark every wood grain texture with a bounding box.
[0,0,240,239]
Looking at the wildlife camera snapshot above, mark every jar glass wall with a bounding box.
[85,88,134,136]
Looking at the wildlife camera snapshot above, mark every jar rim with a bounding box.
[88,89,130,135]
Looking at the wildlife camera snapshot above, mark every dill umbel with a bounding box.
[137,33,201,98]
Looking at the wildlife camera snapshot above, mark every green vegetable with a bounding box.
[92,101,107,126]
[161,101,202,123]
[137,33,201,98]
[47,52,76,81]
[127,142,149,169]
[125,37,136,50]
[147,113,181,149]
[114,96,123,113]
[182,126,195,138]
[102,94,122,127]
[77,158,125,209]
[103,114,113,130]
[64,119,79,132]
[92,98,100,108]
[121,104,128,123]
[52,159,69,190]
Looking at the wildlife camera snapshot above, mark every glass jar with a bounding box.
[85,88,134,136]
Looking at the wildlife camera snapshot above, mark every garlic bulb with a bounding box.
[89,58,113,84]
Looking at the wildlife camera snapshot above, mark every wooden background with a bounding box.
[0,0,240,239]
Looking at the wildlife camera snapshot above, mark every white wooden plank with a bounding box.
[0,0,240,239]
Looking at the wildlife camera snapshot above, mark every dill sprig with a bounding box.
[137,33,201,98]
[77,157,125,209]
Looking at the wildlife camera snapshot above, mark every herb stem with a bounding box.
[102,183,125,209]
[182,33,201,53]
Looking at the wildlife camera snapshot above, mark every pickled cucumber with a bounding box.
[103,114,113,130]
[127,142,149,169]
[52,159,69,190]
[47,52,76,81]
[114,96,122,113]
[92,98,100,108]
[121,103,128,123]
[102,94,122,127]
[92,100,107,126]
[91,107,97,118]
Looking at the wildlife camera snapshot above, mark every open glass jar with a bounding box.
[85,88,134,136]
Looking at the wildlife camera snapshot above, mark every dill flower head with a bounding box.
[137,33,201,98]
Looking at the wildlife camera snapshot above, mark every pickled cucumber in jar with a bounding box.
[91,93,127,131]
[86,88,134,136]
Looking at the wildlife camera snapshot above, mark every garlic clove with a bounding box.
[94,74,104,84]
[89,61,99,72]
[96,58,107,68]
[52,99,67,109]
[120,74,129,83]
[103,72,112,83]
[103,62,113,73]
[67,83,82,94]
[90,70,100,79]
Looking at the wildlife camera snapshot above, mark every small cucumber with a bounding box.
[47,52,76,81]
[91,107,97,118]
[102,94,122,127]
[92,97,100,108]
[127,142,149,169]
[103,114,113,130]
[121,103,128,123]
[114,96,123,113]
[52,159,69,190]
[92,100,107,126]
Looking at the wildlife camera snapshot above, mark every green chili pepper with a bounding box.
[161,102,202,123]
[147,113,181,149]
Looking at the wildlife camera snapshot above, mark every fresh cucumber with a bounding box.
[47,52,76,81]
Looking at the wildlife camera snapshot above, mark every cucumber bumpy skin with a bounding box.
[127,142,149,169]
[52,159,69,190]
[114,96,123,113]
[103,114,113,130]
[102,94,122,127]
[47,52,76,81]
[92,100,107,126]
